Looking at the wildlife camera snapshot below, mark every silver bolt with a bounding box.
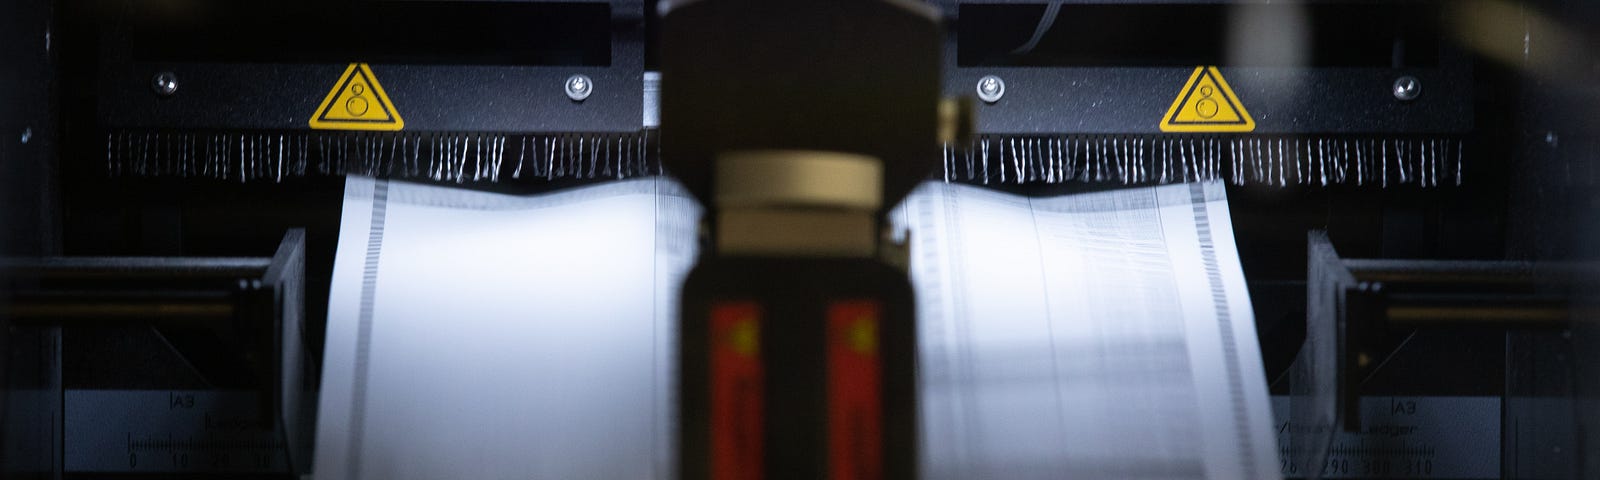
[976,75,1005,103]
[151,72,179,96]
[20,127,32,144]
[1392,76,1421,101]
[565,74,593,101]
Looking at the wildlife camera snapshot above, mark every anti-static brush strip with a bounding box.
[105,130,662,184]
[105,130,1466,188]
[943,135,1467,187]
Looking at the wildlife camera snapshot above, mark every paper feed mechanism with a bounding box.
[3,0,1598,479]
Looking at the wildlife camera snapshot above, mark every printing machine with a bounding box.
[2,0,1598,479]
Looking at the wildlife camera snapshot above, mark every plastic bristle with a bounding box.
[106,130,661,184]
[943,134,1466,187]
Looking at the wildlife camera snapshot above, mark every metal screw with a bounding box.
[1392,76,1420,101]
[151,72,179,96]
[565,74,593,101]
[20,127,32,144]
[976,75,1005,103]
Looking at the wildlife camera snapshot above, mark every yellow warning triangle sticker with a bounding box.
[309,63,404,131]
[1159,66,1254,133]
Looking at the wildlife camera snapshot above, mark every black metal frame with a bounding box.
[95,0,645,134]
[1290,232,1590,476]
[2,229,311,475]
[933,1,1473,135]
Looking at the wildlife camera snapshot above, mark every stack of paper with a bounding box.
[315,177,1278,479]
[315,177,698,480]
[895,181,1278,480]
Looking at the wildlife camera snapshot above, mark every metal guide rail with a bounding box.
[3,230,313,477]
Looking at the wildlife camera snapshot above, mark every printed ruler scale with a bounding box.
[1272,396,1500,479]
[65,390,291,474]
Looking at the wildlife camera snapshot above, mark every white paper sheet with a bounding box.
[896,181,1279,480]
[316,177,1277,480]
[314,176,699,480]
